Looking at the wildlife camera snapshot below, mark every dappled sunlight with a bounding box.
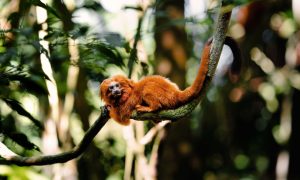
[251,47,275,74]
[229,23,245,39]
[276,151,289,180]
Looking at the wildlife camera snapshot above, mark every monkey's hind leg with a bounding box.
[136,95,161,112]
[136,104,155,112]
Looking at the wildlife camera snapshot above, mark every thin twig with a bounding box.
[139,120,170,145]
[128,15,144,78]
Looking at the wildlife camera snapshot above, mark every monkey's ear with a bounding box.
[99,79,109,98]
[99,87,104,98]
[128,79,134,88]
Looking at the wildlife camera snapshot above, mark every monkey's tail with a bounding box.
[178,40,212,103]
[224,36,242,75]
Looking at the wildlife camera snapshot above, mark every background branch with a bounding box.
[128,13,144,78]
[0,107,109,166]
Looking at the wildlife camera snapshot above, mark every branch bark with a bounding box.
[0,5,232,166]
[0,107,109,166]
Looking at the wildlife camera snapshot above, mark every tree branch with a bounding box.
[0,106,109,166]
[132,8,232,121]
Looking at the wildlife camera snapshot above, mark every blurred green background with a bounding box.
[0,0,299,179]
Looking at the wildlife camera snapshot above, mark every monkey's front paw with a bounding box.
[105,105,112,110]
[136,105,153,112]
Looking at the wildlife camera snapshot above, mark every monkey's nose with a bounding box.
[112,89,121,96]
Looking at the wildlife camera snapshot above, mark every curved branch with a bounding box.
[0,106,109,166]
[132,9,232,121]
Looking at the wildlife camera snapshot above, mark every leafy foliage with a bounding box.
[29,0,61,19]
[1,98,43,129]
[0,0,127,155]
[0,115,40,151]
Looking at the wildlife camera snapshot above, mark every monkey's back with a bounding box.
[135,75,183,108]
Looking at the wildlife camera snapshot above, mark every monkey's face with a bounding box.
[100,80,122,103]
[108,81,122,98]
[100,75,134,105]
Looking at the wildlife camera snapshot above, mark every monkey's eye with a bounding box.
[115,83,120,88]
[108,86,113,91]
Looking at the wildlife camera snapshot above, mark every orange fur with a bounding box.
[100,41,211,125]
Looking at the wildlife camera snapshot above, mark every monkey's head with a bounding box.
[100,75,134,105]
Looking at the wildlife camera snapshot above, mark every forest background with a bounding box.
[0,0,299,179]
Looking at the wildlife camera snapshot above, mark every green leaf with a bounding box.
[30,0,61,19]
[223,0,251,6]
[86,42,124,66]
[98,44,123,65]
[29,68,51,82]
[0,115,17,134]
[96,32,126,47]
[7,12,21,24]
[2,98,44,130]
[44,29,65,40]
[0,73,9,86]
[123,6,143,11]
[69,26,89,39]
[82,1,104,11]
[8,74,49,95]
[8,132,40,151]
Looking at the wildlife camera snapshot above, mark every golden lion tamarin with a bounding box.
[100,37,241,125]
[100,40,211,125]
